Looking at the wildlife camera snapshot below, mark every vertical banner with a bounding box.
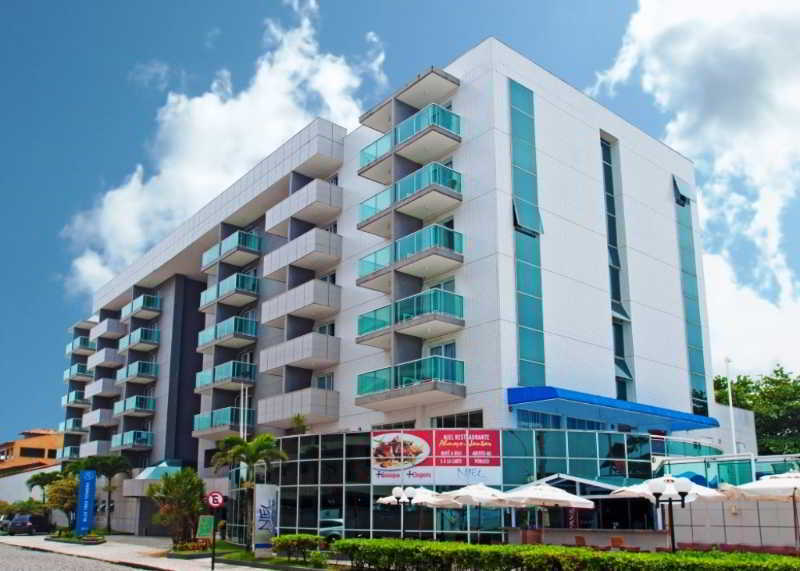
[253,484,278,554]
[75,470,96,535]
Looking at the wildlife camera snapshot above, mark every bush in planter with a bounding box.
[308,550,328,569]
[272,533,324,562]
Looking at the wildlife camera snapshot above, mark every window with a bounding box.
[430,409,483,428]
[20,447,45,458]
[372,420,416,430]
[516,410,560,429]
[566,417,607,431]
[239,350,254,363]
[319,272,336,285]
[429,341,456,359]
[322,220,338,234]
[318,322,335,336]
[616,378,629,401]
[47,449,57,459]
[429,278,455,292]
[315,373,334,390]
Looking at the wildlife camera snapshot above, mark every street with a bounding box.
[0,543,132,570]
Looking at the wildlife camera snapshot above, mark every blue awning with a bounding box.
[508,386,719,432]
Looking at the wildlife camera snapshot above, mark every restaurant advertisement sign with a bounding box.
[371,430,501,486]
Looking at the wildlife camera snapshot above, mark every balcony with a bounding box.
[90,318,127,341]
[84,377,120,399]
[394,289,464,339]
[115,361,159,385]
[65,336,96,357]
[111,430,154,451]
[87,347,125,370]
[199,273,259,312]
[356,225,464,292]
[358,163,462,238]
[262,228,342,281]
[394,104,461,164]
[257,388,339,429]
[261,279,341,326]
[121,294,161,321]
[118,327,160,353]
[62,390,89,408]
[58,417,86,434]
[195,360,256,392]
[356,304,393,349]
[56,446,80,460]
[202,230,262,273]
[358,131,393,184]
[355,356,466,411]
[113,395,156,417]
[82,408,117,428]
[197,316,258,352]
[80,440,111,457]
[264,179,343,237]
[193,407,254,440]
[260,332,340,374]
[63,363,94,383]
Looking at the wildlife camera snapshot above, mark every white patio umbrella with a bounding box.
[503,482,595,509]
[610,475,724,504]
[410,487,463,509]
[439,483,509,541]
[721,471,800,549]
[376,495,398,505]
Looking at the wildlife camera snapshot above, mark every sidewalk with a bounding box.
[0,534,255,570]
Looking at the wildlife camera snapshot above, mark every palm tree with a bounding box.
[146,468,205,547]
[211,434,287,550]
[65,455,132,531]
[26,471,61,504]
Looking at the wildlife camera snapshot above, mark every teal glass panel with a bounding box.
[568,459,599,480]
[220,231,261,256]
[513,198,543,234]
[513,167,537,203]
[394,290,463,323]
[202,243,221,267]
[216,360,257,381]
[601,140,612,164]
[603,163,614,194]
[683,295,701,322]
[717,461,752,486]
[537,458,566,479]
[395,162,462,202]
[512,138,535,172]
[503,458,534,485]
[218,273,259,297]
[394,104,461,146]
[626,435,651,461]
[509,80,533,115]
[358,244,393,277]
[198,325,215,346]
[200,283,218,306]
[515,231,540,266]
[113,400,125,415]
[195,368,213,388]
[518,327,545,363]
[359,131,393,167]
[516,260,541,297]
[356,367,392,395]
[394,225,463,262]
[598,433,626,460]
[510,108,534,142]
[518,360,545,387]
[394,356,464,388]
[194,412,212,431]
[688,347,705,374]
[568,432,597,458]
[502,430,533,457]
[535,431,566,457]
[682,276,699,299]
[357,305,392,335]
[517,293,543,331]
[359,186,394,222]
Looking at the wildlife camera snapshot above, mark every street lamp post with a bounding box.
[648,478,692,553]
[392,486,416,539]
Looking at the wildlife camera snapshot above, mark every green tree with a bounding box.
[65,455,132,531]
[26,471,62,504]
[10,498,47,516]
[714,365,800,454]
[46,475,78,527]
[146,468,206,546]
[211,434,287,551]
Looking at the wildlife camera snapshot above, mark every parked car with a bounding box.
[7,514,51,535]
[0,514,15,532]
[318,518,344,541]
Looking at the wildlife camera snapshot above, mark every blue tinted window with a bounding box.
[509,80,533,115]
[519,327,545,363]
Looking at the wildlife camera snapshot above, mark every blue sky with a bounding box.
[1,1,797,442]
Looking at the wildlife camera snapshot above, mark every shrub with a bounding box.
[308,549,328,569]
[332,539,800,571]
[272,533,324,562]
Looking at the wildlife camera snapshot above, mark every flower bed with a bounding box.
[332,538,800,571]
[45,535,106,545]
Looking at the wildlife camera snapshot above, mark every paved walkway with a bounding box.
[0,535,255,570]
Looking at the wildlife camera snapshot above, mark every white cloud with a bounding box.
[64,0,385,296]
[589,1,800,375]
[128,60,171,91]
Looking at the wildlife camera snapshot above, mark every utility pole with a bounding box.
[725,357,737,454]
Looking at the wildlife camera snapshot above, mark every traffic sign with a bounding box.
[207,491,225,509]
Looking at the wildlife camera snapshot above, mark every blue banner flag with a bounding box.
[75,469,96,536]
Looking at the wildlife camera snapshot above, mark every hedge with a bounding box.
[272,533,324,562]
[332,538,800,571]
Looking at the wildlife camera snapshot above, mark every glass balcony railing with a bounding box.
[219,273,259,297]
[116,361,159,381]
[358,244,393,278]
[396,162,462,202]
[357,356,465,396]
[203,231,262,267]
[357,305,393,336]
[121,430,153,447]
[62,390,87,406]
[121,294,161,319]
[194,407,254,431]
[199,284,218,307]
[195,360,257,388]
[62,418,84,432]
[198,316,258,347]
[110,434,122,448]
[63,363,94,381]
[395,289,464,323]
[119,328,160,351]
[57,446,80,460]
[124,395,156,412]
[358,163,462,224]
[395,224,463,263]
[65,337,96,355]
[113,400,125,415]
[359,105,462,168]
[359,131,393,168]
